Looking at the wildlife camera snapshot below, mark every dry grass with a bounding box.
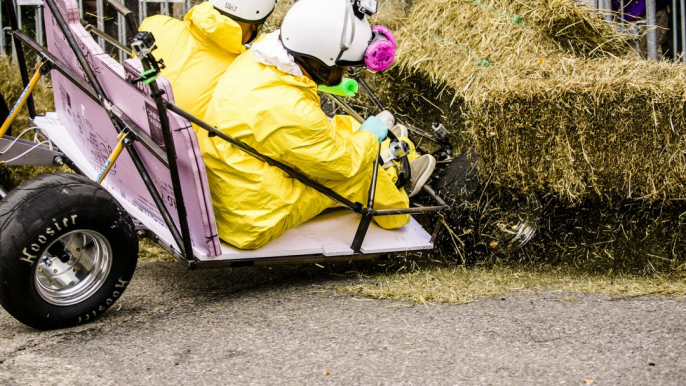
[138,239,175,262]
[340,262,686,304]
[0,57,59,190]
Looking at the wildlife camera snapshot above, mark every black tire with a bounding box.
[431,149,480,202]
[0,173,138,330]
[427,150,540,259]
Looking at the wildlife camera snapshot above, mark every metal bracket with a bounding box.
[0,135,64,166]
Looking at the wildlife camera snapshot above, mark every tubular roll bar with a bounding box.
[11,0,447,258]
[81,21,132,57]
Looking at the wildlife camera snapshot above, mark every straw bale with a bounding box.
[468,59,686,203]
[368,0,686,204]
[532,198,686,273]
[364,1,686,267]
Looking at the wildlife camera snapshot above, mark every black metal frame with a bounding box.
[7,0,449,268]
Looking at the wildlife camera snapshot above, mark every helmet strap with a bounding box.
[293,55,332,85]
[246,23,262,44]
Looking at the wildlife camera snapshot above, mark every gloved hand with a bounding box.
[359,115,389,144]
[376,110,395,130]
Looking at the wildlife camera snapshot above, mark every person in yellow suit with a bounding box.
[139,0,277,119]
[199,0,436,249]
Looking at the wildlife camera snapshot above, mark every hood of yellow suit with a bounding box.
[184,1,246,55]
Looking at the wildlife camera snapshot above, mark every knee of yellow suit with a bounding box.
[373,213,410,229]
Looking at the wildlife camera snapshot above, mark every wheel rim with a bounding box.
[34,230,113,306]
[479,193,541,254]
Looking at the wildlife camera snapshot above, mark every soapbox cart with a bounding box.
[0,0,537,329]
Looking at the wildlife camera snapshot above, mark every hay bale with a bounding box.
[373,0,686,203]
[534,198,686,273]
[468,60,686,203]
[364,1,686,269]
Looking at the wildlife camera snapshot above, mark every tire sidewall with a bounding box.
[0,174,138,329]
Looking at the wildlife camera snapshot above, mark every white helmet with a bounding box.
[280,0,373,68]
[211,0,277,24]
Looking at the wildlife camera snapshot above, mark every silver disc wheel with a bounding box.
[34,230,113,306]
[479,192,541,254]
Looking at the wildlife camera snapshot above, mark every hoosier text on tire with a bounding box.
[0,173,138,330]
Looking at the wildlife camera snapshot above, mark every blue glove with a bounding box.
[359,115,389,144]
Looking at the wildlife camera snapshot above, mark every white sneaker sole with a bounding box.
[408,155,436,197]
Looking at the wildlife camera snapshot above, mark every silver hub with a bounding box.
[34,230,112,306]
[480,193,541,254]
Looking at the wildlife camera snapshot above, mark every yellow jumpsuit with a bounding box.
[139,2,245,120]
[199,50,411,249]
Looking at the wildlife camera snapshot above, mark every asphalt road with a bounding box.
[1,261,684,386]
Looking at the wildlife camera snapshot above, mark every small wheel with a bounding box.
[428,150,539,258]
[431,149,480,202]
[0,173,138,329]
[477,189,541,255]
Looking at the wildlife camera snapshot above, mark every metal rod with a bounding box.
[429,218,443,245]
[43,0,110,106]
[350,141,383,252]
[422,184,448,207]
[672,0,677,60]
[95,0,105,48]
[97,130,128,183]
[6,0,36,118]
[373,206,448,216]
[328,94,364,123]
[620,0,625,24]
[603,0,614,22]
[139,54,194,261]
[118,13,127,62]
[681,0,686,62]
[165,101,364,212]
[192,252,382,270]
[350,213,373,253]
[82,21,132,56]
[123,136,188,257]
[105,0,139,35]
[354,72,386,111]
[646,0,658,60]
